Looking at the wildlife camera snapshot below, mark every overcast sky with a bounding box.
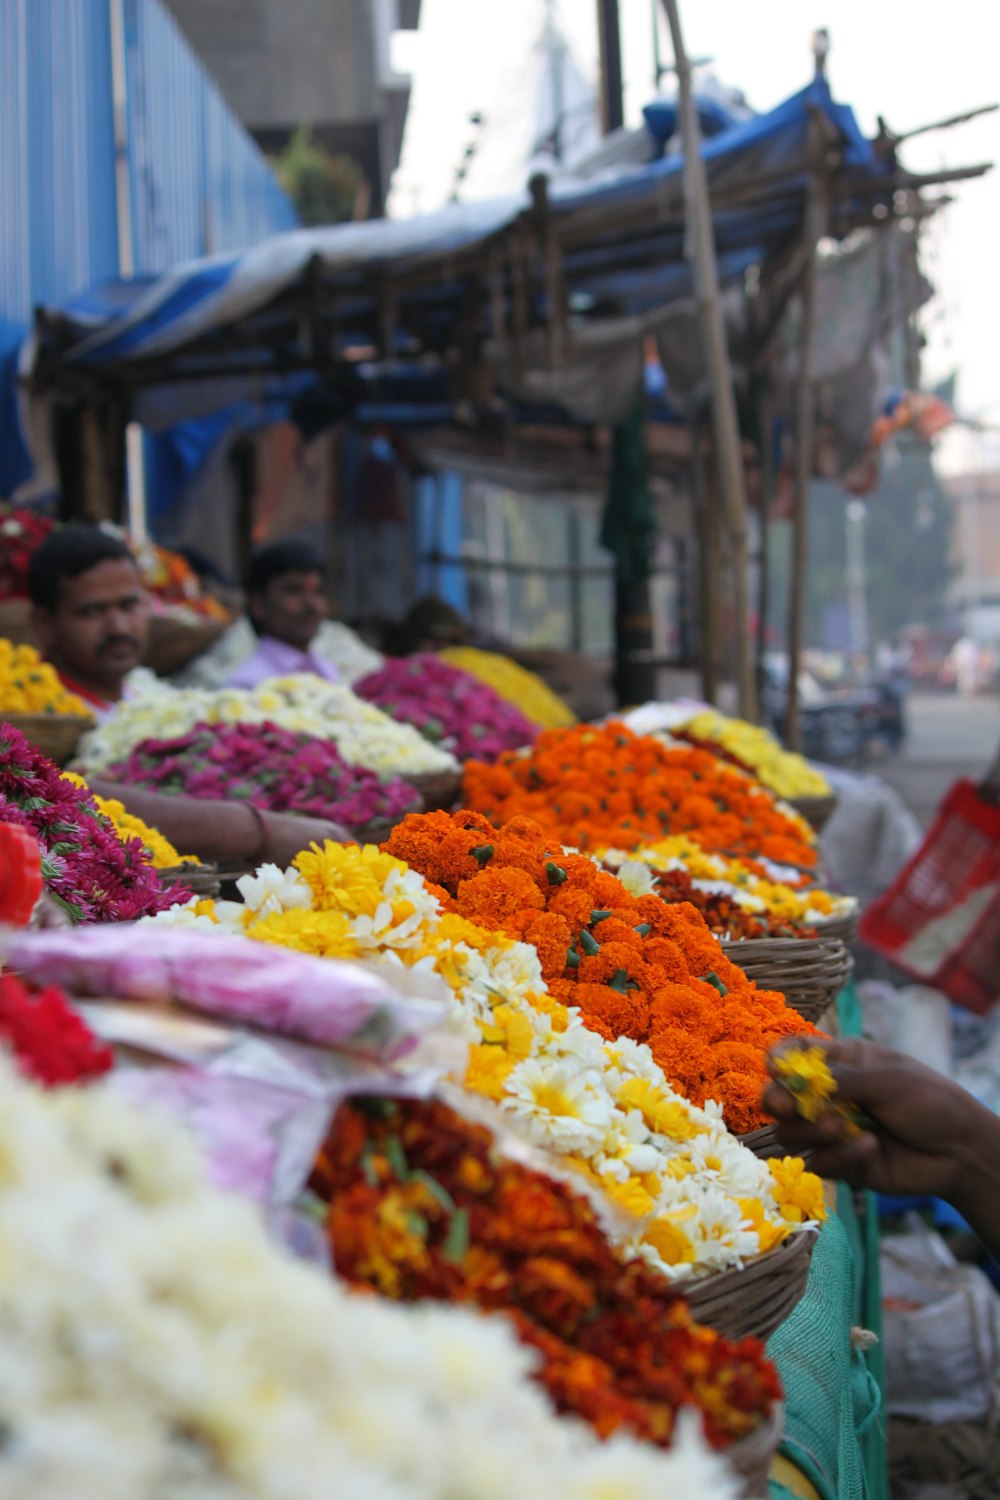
[390,0,1000,473]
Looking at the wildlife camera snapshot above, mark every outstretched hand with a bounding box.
[764,1037,984,1202]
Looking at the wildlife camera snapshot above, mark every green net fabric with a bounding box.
[767,984,889,1500]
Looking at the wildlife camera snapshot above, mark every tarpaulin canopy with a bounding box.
[28,76,887,430]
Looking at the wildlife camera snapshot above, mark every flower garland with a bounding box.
[385,811,815,1135]
[78,673,459,779]
[0,1054,737,1500]
[439,646,577,730]
[601,837,853,930]
[0,641,90,716]
[106,721,420,836]
[313,1093,781,1450]
[61,772,197,869]
[0,506,56,600]
[0,972,112,1085]
[462,723,819,869]
[152,842,823,1280]
[0,723,183,922]
[356,653,539,763]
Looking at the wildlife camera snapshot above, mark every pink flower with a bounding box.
[355,655,537,763]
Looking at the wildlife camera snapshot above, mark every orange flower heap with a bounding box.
[461,722,818,869]
[312,1094,782,1450]
[384,811,815,1133]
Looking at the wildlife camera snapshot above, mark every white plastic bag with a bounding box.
[882,1220,1000,1424]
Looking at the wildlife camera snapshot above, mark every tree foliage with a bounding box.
[272,129,366,227]
[768,443,955,649]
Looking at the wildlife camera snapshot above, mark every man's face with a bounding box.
[35,558,149,686]
[251,570,327,652]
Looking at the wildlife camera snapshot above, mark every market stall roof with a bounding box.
[26,81,886,397]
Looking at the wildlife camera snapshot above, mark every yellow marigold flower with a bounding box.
[0,642,91,717]
[439,646,576,730]
[767,1157,827,1225]
[773,1044,838,1122]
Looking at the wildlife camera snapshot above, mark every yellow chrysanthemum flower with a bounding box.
[293,842,407,917]
[772,1044,838,1122]
[617,1078,702,1142]
[439,646,576,730]
[246,907,359,960]
[683,709,831,799]
[767,1157,827,1225]
[642,1209,699,1266]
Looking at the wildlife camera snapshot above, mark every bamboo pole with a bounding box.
[784,101,828,752]
[660,0,756,720]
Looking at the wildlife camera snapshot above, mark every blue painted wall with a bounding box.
[0,0,298,495]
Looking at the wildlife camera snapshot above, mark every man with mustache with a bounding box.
[29,526,149,722]
[225,540,340,689]
[28,526,349,866]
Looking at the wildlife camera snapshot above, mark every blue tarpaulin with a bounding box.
[28,77,880,390]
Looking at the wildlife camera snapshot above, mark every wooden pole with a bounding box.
[784,101,827,751]
[660,0,756,720]
[784,259,817,751]
[690,420,721,703]
[754,379,775,708]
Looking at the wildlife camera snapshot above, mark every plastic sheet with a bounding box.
[1,924,450,1060]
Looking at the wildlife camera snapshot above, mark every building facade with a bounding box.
[162,0,421,212]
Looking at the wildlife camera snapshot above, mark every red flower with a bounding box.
[0,973,113,1085]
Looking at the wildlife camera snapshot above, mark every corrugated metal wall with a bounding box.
[0,0,298,495]
[124,0,298,270]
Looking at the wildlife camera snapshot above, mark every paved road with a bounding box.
[874,691,1000,827]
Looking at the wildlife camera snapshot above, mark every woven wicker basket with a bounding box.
[684,1229,817,1343]
[722,935,853,1024]
[407,769,463,812]
[737,1123,785,1159]
[787,792,837,833]
[812,907,859,945]
[158,863,221,898]
[144,614,227,677]
[3,712,94,766]
[724,1405,784,1498]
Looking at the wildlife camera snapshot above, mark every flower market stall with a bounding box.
[0,690,884,1499]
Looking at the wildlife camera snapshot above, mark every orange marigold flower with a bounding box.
[454,867,546,926]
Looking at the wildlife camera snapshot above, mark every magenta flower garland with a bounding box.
[355,654,538,763]
[108,721,420,832]
[0,723,183,923]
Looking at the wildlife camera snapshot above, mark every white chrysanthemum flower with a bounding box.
[504,1058,614,1154]
[0,1057,738,1500]
[616,859,658,898]
[140,896,216,930]
[237,864,313,917]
